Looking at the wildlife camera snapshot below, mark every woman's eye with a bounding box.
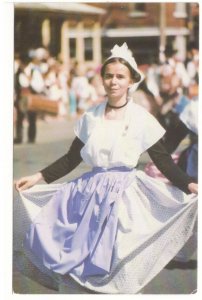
[104,74,125,79]
[104,74,112,79]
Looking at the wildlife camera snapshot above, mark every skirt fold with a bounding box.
[16,167,197,294]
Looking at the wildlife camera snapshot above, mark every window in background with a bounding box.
[84,37,93,61]
[69,38,76,58]
[128,3,147,17]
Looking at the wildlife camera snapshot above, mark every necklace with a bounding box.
[107,99,128,109]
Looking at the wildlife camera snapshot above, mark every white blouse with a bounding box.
[74,100,166,168]
[180,100,198,135]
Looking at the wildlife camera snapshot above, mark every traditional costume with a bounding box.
[17,43,197,294]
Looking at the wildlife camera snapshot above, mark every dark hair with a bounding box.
[101,57,141,83]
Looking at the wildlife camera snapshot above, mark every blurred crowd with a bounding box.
[14,42,199,144]
[14,47,105,143]
[132,42,198,121]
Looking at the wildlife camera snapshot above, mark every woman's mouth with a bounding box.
[109,88,118,92]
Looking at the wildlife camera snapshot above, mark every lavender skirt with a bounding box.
[18,166,197,293]
[24,167,135,277]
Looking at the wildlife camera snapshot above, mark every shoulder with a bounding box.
[129,101,155,119]
[86,102,101,113]
[84,101,106,118]
[180,100,198,119]
[129,101,165,133]
[77,101,106,126]
[180,100,198,134]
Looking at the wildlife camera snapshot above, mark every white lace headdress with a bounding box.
[105,42,144,93]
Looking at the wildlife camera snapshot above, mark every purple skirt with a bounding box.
[19,165,197,293]
[24,166,134,278]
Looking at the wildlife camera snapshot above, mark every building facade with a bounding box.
[15,2,199,65]
[95,2,199,63]
[15,2,105,66]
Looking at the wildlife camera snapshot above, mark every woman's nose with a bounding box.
[111,76,117,84]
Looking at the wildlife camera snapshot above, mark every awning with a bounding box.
[64,26,190,39]
[15,2,106,15]
[103,27,190,37]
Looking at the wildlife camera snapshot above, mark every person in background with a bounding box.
[67,67,78,118]
[14,55,38,144]
[71,63,92,115]
[20,49,47,143]
[163,99,198,182]
[186,41,199,100]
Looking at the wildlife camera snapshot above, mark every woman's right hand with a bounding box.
[14,172,43,192]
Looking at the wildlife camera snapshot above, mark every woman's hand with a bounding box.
[188,182,198,194]
[14,172,43,192]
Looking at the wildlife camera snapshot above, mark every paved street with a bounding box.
[13,117,197,295]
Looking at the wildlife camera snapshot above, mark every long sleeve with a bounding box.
[40,137,84,183]
[147,139,193,194]
[163,117,189,153]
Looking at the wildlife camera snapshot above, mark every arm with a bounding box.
[147,139,197,194]
[15,137,84,191]
[40,136,84,183]
[163,117,189,153]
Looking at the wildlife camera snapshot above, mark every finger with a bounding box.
[18,183,28,191]
[15,181,22,191]
[192,188,198,195]
[16,180,28,191]
[19,181,33,191]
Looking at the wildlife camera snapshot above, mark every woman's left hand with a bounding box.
[188,182,198,194]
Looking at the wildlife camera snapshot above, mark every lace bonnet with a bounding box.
[104,42,145,92]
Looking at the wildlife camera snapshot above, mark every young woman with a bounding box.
[15,43,197,294]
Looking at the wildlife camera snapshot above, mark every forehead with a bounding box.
[104,61,131,75]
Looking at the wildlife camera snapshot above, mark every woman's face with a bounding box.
[102,62,133,100]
